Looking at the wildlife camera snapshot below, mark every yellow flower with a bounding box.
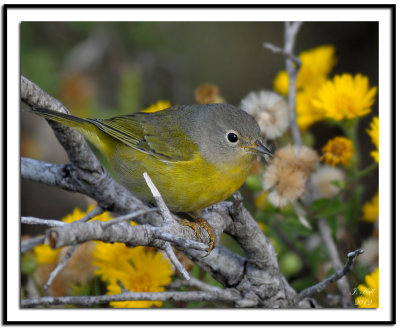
[296,88,326,131]
[367,116,379,163]
[273,45,336,95]
[355,268,379,308]
[141,100,171,113]
[297,45,336,90]
[33,244,60,265]
[92,242,173,308]
[273,70,290,96]
[362,192,379,222]
[321,136,354,167]
[313,74,377,121]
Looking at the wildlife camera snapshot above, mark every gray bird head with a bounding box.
[183,104,272,167]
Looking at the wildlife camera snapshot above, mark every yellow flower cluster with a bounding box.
[355,267,379,308]
[367,116,379,163]
[274,45,336,131]
[32,206,173,308]
[274,45,377,131]
[321,136,354,167]
[274,45,336,95]
[92,242,173,308]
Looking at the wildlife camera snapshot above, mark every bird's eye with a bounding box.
[227,132,239,143]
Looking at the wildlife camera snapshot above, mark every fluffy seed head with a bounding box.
[240,90,289,139]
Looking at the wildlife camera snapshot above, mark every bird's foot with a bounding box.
[180,217,215,255]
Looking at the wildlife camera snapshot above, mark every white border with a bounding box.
[6,5,393,324]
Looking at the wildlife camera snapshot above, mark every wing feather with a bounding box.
[88,113,198,161]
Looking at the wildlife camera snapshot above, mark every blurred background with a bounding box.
[21,22,379,305]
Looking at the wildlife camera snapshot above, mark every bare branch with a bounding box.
[21,75,69,114]
[263,43,302,66]
[45,219,207,252]
[169,277,223,292]
[297,249,364,302]
[143,172,174,223]
[76,206,105,223]
[21,236,45,253]
[151,229,208,251]
[227,193,279,270]
[21,289,240,308]
[164,244,190,280]
[21,216,66,227]
[284,22,303,146]
[100,209,158,229]
[317,218,354,308]
[44,245,78,290]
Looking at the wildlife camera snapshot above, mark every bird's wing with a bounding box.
[88,113,198,162]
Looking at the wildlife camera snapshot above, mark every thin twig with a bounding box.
[168,277,223,292]
[143,172,174,223]
[76,206,105,223]
[44,245,78,290]
[101,209,158,229]
[164,244,190,280]
[297,249,364,301]
[21,216,66,227]
[21,236,45,253]
[284,21,303,146]
[151,228,208,251]
[317,218,354,308]
[263,43,302,66]
[21,289,240,307]
[143,172,191,280]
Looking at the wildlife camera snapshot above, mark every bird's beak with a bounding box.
[254,140,273,156]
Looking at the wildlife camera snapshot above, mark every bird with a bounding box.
[28,103,272,251]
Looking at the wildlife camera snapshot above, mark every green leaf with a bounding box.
[311,198,344,218]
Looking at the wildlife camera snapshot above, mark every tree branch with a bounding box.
[317,218,355,308]
[21,236,45,253]
[21,289,240,308]
[296,249,364,302]
[284,22,303,146]
[168,277,223,292]
[21,216,66,227]
[44,245,78,290]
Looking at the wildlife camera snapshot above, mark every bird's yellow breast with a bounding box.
[110,144,254,212]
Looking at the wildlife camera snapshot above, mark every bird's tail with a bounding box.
[25,106,111,156]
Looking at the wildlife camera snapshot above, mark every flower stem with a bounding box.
[354,163,378,179]
[341,119,363,225]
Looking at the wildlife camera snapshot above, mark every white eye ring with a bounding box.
[226,130,239,144]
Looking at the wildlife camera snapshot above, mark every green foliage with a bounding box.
[21,253,38,275]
